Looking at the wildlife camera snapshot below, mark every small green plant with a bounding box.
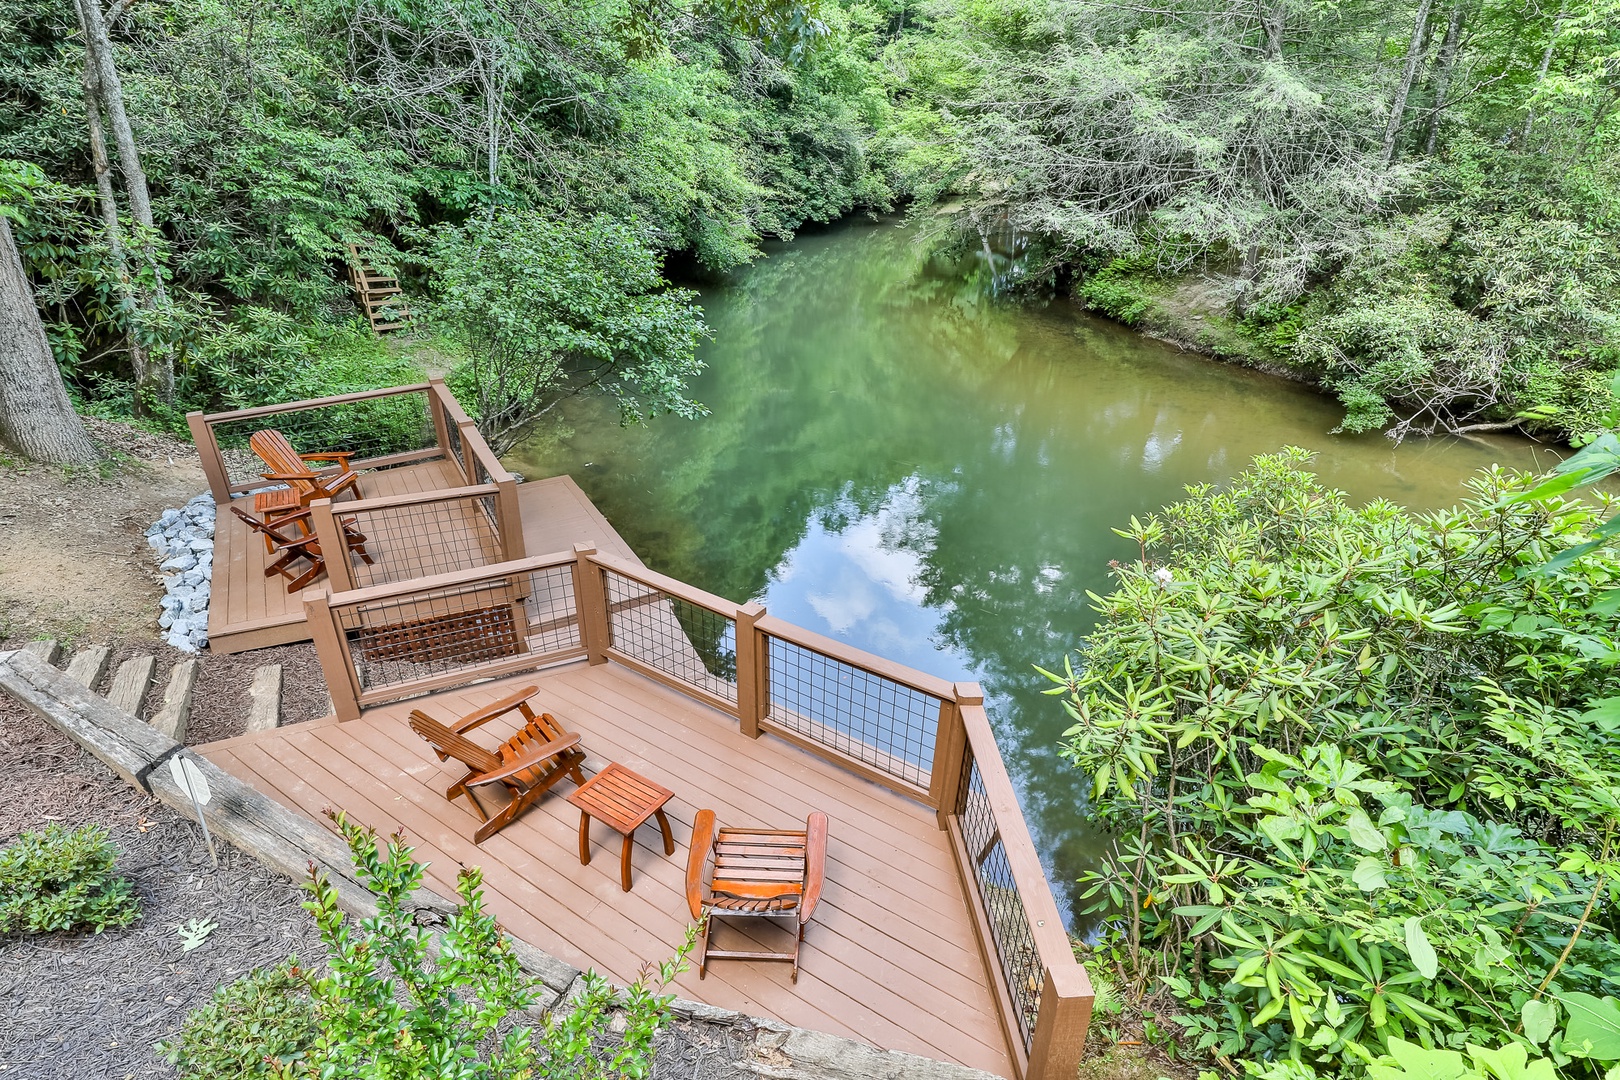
[158,962,316,1079]
[0,823,139,934]
[259,811,692,1079]
[175,917,218,952]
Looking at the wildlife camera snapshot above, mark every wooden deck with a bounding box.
[196,661,1014,1076]
[207,466,638,654]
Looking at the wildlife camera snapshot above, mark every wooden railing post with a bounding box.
[458,421,483,481]
[307,498,356,593]
[930,682,976,826]
[496,478,526,560]
[187,411,232,504]
[302,587,361,721]
[572,544,610,665]
[1026,967,1094,1080]
[427,377,454,465]
[734,602,767,738]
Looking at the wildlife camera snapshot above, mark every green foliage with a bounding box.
[429,210,709,452]
[0,823,140,935]
[158,962,316,1079]
[267,811,691,1079]
[1045,449,1620,1078]
[1076,262,1163,328]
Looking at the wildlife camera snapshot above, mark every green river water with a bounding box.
[507,218,1568,931]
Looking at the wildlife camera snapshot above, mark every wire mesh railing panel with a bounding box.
[210,391,436,489]
[763,636,938,787]
[336,566,579,693]
[957,750,1042,1050]
[601,569,738,704]
[442,403,468,483]
[340,494,503,588]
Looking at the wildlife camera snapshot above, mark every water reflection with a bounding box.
[509,218,1564,933]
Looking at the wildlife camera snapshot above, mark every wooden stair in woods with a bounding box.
[346,244,412,335]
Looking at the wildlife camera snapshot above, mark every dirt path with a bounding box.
[0,419,205,644]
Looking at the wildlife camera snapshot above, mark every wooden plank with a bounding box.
[20,639,59,665]
[107,654,156,718]
[64,645,112,691]
[247,665,282,732]
[151,659,199,741]
[201,383,431,424]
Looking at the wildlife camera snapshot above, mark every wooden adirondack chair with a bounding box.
[685,809,829,982]
[249,429,362,520]
[408,686,588,844]
[229,505,373,593]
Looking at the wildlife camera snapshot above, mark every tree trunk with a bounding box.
[79,35,155,386]
[1381,0,1435,167]
[1261,0,1286,59]
[1423,1,1466,155]
[1520,0,1568,146]
[74,0,172,407]
[0,218,101,466]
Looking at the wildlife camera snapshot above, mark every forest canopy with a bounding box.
[0,0,1616,441]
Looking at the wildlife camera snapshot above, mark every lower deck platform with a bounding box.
[207,464,637,654]
[196,662,1014,1075]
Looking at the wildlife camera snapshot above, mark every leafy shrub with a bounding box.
[237,811,693,1079]
[1045,449,1620,1079]
[1077,261,1163,327]
[429,209,709,454]
[158,962,315,1078]
[0,823,139,934]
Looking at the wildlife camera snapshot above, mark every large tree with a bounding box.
[0,214,100,465]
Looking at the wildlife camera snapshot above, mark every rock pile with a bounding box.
[146,493,216,652]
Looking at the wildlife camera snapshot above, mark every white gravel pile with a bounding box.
[145,492,216,652]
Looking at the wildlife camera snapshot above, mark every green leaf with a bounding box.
[1352,856,1388,892]
[1523,998,1558,1046]
[1579,698,1620,733]
[1404,917,1437,980]
[1561,992,1620,1060]
[1347,810,1387,852]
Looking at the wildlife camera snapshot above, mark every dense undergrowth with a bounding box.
[1046,449,1620,1080]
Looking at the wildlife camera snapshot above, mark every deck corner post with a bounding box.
[497,477,526,561]
[931,681,979,828]
[303,587,362,721]
[572,544,611,665]
[734,602,767,737]
[427,378,454,462]
[308,498,355,593]
[1026,965,1094,1080]
[187,410,232,504]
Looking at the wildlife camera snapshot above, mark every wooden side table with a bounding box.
[566,763,676,892]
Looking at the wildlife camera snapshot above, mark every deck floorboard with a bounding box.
[197,662,1013,1075]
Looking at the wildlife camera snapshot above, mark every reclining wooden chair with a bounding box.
[408,686,588,845]
[249,429,362,525]
[229,505,373,593]
[685,809,829,983]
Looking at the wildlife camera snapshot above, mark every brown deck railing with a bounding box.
[187,379,478,504]
[303,546,1094,1078]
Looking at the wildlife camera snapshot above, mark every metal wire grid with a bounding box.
[340,494,503,588]
[338,566,579,691]
[601,569,738,703]
[957,752,1042,1049]
[763,636,937,787]
[441,402,468,482]
[211,392,435,488]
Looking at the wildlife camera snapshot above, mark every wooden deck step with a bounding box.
[107,655,156,718]
[20,639,59,665]
[64,645,111,691]
[247,665,282,733]
[151,659,199,741]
